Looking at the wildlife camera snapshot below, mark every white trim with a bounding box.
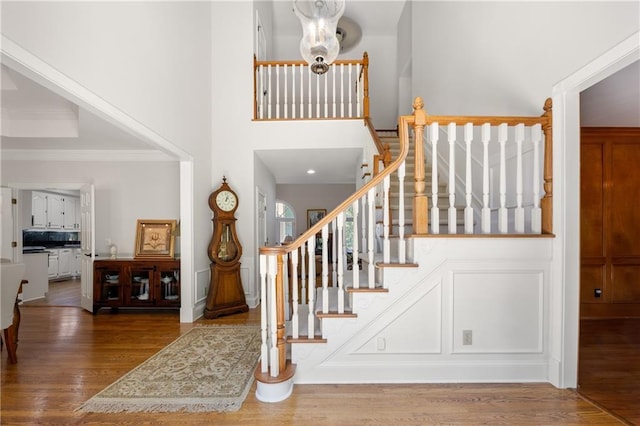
[179,160,196,323]
[551,31,639,388]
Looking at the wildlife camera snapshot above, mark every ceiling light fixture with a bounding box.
[293,0,345,75]
[307,169,316,174]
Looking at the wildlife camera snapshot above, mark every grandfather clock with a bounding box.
[204,177,249,319]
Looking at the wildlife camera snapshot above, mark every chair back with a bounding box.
[1,262,25,329]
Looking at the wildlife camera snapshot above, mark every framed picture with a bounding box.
[307,209,326,229]
[134,219,177,259]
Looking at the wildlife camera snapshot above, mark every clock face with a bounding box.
[215,190,237,212]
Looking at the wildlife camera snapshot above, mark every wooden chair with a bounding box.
[1,262,26,364]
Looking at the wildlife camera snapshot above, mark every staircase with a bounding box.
[379,134,466,236]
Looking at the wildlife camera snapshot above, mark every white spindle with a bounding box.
[367,187,375,288]
[337,212,345,313]
[307,235,316,338]
[498,123,508,233]
[258,65,264,119]
[430,123,440,234]
[283,65,288,119]
[332,66,337,118]
[283,253,290,321]
[300,242,307,304]
[356,64,362,117]
[307,66,312,118]
[348,63,353,117]
[352,200,360,289]
[267,65,272,119]
[300,65,304,119]
[464,123,474,234]
[323,71,328,118]
[448,122,457,234]
[340,65,345,118]
[275,65,280,119]
[333,219,338,286]
[291,64,296,119]
[259,255,268,372]
[290,249,299,339]
[398,161,406,263]
[531,123,542,234]
[383,175,390,263]
[481,123,491,233]
[515,124,525,233]
[321,224,329,314]
[268,255,279,376]
[315,71,320,118]
[360,197,366,266]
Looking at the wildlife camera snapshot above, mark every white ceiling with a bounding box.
[1,0,637,185]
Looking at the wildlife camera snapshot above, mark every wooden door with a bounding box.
[581,128,640,318]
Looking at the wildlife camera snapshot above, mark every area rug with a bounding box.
[77,325,261,413]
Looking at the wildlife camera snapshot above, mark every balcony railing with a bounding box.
[253,53,369,120]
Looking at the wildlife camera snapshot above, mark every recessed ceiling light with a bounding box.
[307,169,316,174]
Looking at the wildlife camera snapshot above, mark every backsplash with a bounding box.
[23,230,80,248]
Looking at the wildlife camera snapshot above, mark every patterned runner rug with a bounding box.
[77,325,261,413]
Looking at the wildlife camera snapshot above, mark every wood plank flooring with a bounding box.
[1,281,634,425]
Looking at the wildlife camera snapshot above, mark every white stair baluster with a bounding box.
[321,224,329,314]
[498,123,508,233]
[430,123,440,234]
[291,64,296,119]
[259,254,268,372]
[332,65,337,118]
[464,123,474,234]
[290,249,299,339]
[323,70,328,118]
[448,122,457,234]
[398,160,406,263]
[267,65,272,119]
[340,64,345,118]
[360,197,366,267]
[307,235,316,338]
[307,66,312,118]
[275,65,280,119]
[367,187,376,289]
[352,200,360,289]
[481,123,491,233]
[268,255,279,376]
[383,175,390,264]
[515,123,525,233]
[300,65,304,119]
[258,65,264,119]
[348,63,353,117]
[283,252,289,321]
[315,71,320,118]
[531,123,542,234]
[283,64,288,119]
[337,212,345,313]
[356,63,362,117]
[300,243,307,304]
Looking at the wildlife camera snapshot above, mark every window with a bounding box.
[275,200,295,244]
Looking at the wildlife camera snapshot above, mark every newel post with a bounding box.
[412,97,429,234]
[541,98,553,234]
[362,52,370,119]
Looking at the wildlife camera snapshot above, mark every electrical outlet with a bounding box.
[463,330,473,345]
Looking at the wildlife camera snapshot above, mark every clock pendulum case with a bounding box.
[204,177,249,319]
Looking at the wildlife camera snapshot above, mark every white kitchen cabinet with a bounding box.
[58,248,72,277]
[73,249,82,277]
[47,194,64,228]
[22,252,49,302]
[32,191,47,228]
[47,249,59,278]
[63,197,79,229]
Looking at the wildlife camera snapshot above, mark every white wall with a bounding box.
[1,160,180,258]
[412,1,640,116]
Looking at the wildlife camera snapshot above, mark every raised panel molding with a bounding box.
[450,270,544,354]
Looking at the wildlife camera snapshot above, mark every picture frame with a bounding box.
[134,219,177,259]
[307,209,326,229]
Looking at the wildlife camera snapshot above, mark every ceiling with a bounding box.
[1,1,637,185]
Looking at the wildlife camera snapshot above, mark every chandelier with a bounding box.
[293,0,346,75]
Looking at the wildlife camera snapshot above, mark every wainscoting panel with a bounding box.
[451,270,543,354]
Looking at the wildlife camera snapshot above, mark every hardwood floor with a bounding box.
[1,282,635,424]
[22,277,81,307]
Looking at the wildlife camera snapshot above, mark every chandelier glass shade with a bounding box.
[293,0,346,74]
